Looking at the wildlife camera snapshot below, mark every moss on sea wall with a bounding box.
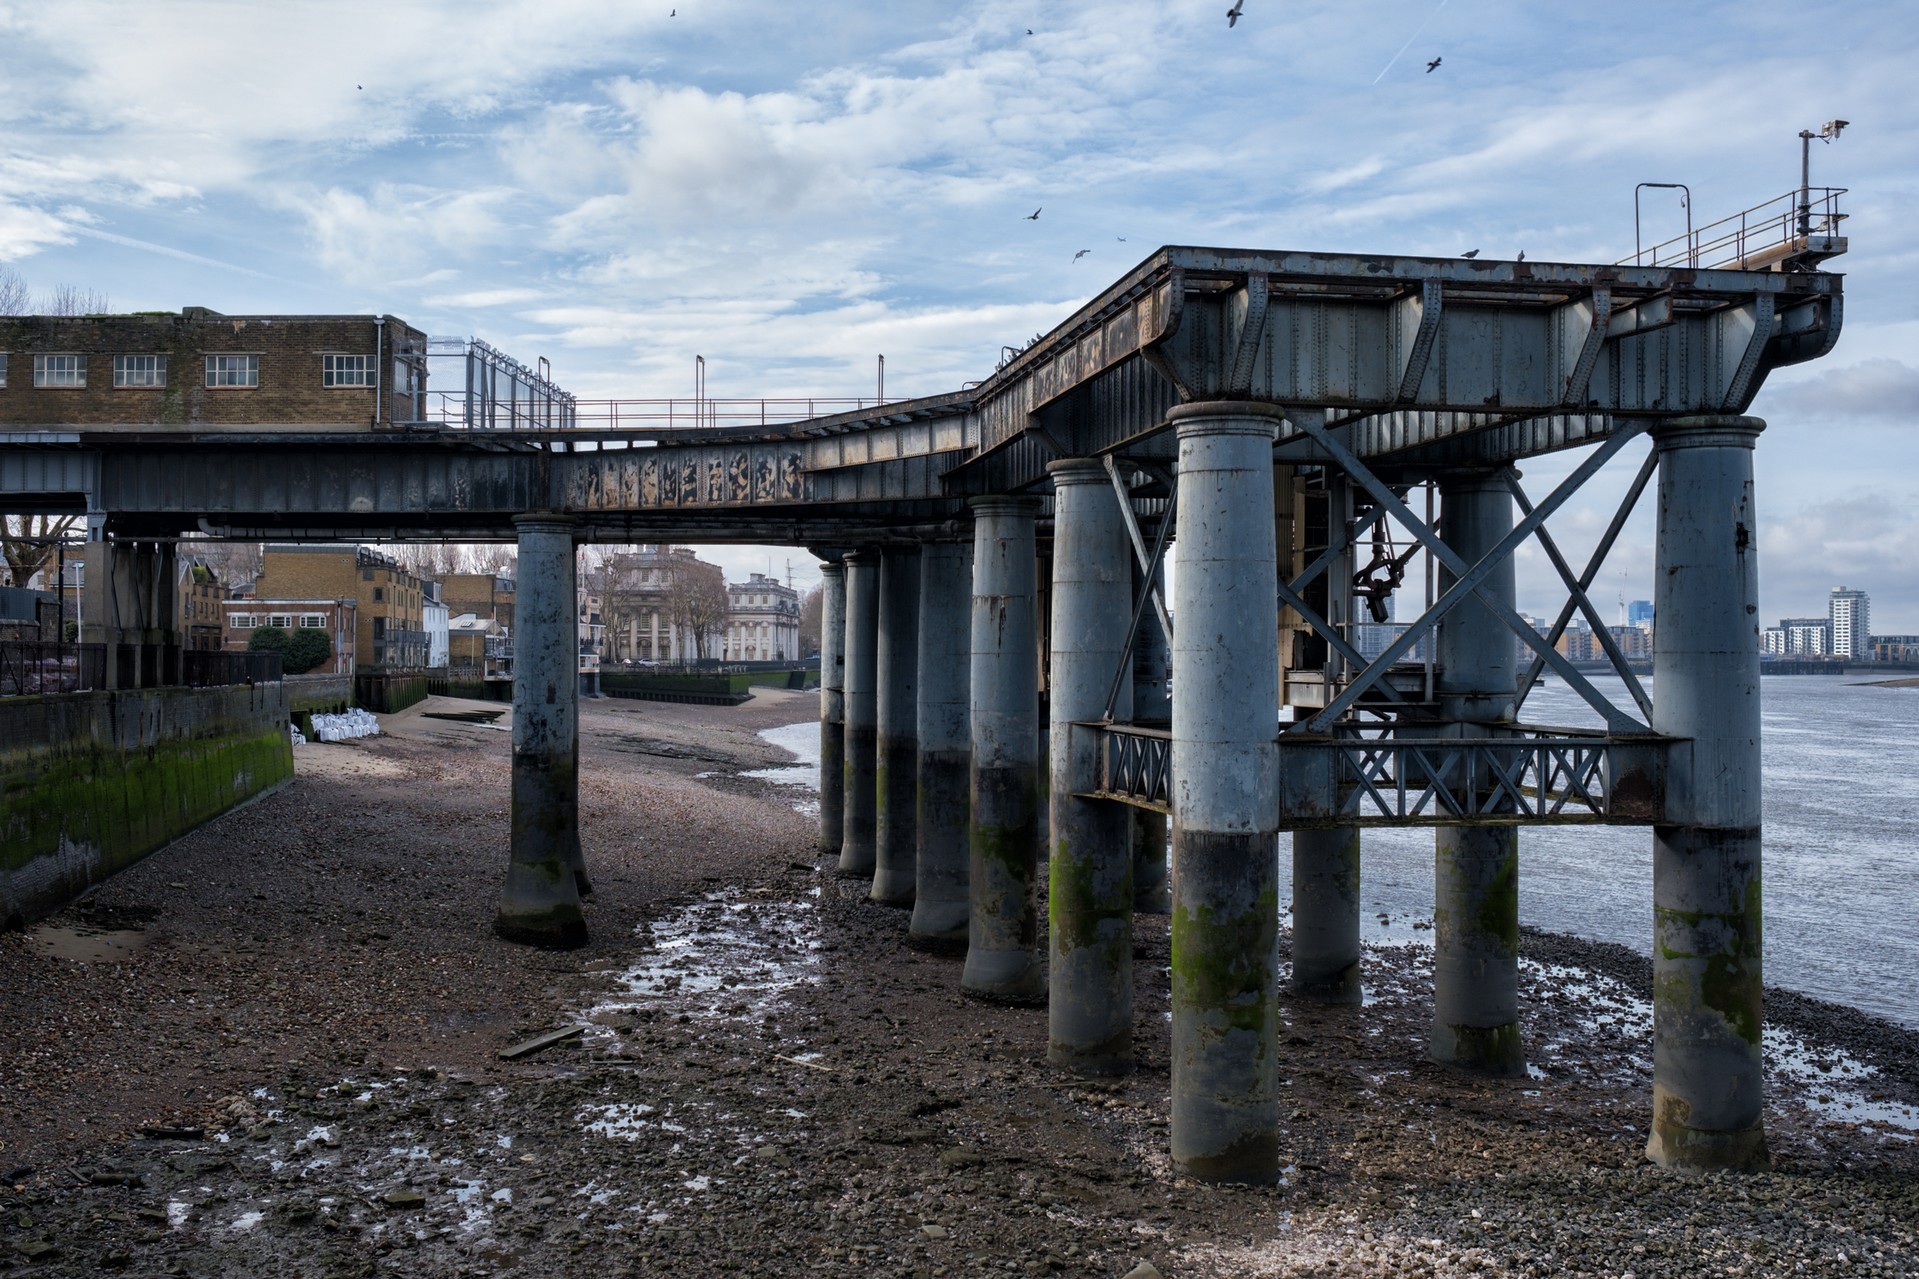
[0,685,293,927]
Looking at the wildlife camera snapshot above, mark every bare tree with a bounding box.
[41,284,110,316]
[184,540,265,591]
[665,551,728,660]
[798,583,824,655]
[1,514,80,588]
[0,265,29,316]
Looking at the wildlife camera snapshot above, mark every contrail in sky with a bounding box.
[70,225,287,282]
[1372,0,1449,85]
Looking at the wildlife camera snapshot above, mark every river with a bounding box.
[756,673,1919,1030]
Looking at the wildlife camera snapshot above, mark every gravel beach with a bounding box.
[2,689,1915,1278]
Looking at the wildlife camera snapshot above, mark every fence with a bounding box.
[1,642,279,697]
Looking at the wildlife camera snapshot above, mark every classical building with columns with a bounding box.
[721,572,800,661]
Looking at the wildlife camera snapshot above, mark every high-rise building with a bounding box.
[1626,599,1654,629]
[1829,586,1870,659]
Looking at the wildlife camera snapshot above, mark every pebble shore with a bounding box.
[1,689,1914,1277]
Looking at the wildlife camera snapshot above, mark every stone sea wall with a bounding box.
[0,682,293,927]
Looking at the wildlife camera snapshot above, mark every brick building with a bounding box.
[248,545,429,670]
[221,598,358,676]
[441,573,516,632]
[178,558,227,652]
[0,309,428,430]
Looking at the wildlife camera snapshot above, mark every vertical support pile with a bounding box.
[1290,826,1362,1002]
[817,559,847,858]
[910,538,974,951]
[871,545,923,905]
[1430,469,1525,1075]
[1046,459,1135,1073]
[1647,415,1768,1170]
[838,550,880,879]
[1131,559,1172,914]
[1168,401,1283,1182]
[496,513,587,949]
[963,497,1045,1004]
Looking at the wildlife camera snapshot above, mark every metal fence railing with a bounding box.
[182,650,283,688]
[1624,186,1847,270]
[414,392,898,432]
[0,642,105,696]
[1,643,282,697]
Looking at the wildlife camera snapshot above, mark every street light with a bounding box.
[1798,119,1848,236]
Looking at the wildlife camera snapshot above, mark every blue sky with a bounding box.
[3,0,1915,627]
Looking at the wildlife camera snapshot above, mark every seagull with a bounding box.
[1026,27,1034,34]
[1461,249,1479,259]
[1073,249,1090,262]
[1426,56,1442,73]
[1026,208,1042,221]
[1227,0,1245,26]
[356,84,363,90]
[670,7,676,13]
[1117,236,1127,241]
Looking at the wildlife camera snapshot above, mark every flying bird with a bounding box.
[356,84,363,90]
[1026,27,1034,35]
[1117,236,1127,241]
[1227,1,1245,26]
[1461,249,1479,259]
[1073,249,1090,262]
[1426,56,1442,72]
[1026,208,1042,221]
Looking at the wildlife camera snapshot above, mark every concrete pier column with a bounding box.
[817,559,847,859]
[1168,401,1284,1183]
[82,539,182,689]
[496,514,587,949]
[910,538,974,951]
[838,550,880,879]
[962,497,1045,1004]
[1290,826,1362,1003]
[1646,415,1768,1171]
[1131,558,1172,915]
[1430,470,1524,1075]
[1046,459,1136,1073]
[871,546,923,905]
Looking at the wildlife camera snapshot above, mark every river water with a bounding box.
[1328,674,1919,1031]
[753,674,1919,1030]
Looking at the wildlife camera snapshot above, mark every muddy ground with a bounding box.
[1,689,1916,1278]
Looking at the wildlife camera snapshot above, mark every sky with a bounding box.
[3,0,1915,627]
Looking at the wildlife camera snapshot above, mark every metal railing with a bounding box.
[0,642,104,696]
[1093,722,1668,826]
[415,391,902,432]
[182,650,283,688]
[1624,187,1846,270]
[1,644,281,696]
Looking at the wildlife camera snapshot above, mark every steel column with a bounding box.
[1168,401,1284,1183]
[817,559,847,858]
[1131,558,1172,914]
[1430,470,1525,1075]
[962,497,1045,1004]
[838,550,880,879]
[1046,459,1136,1073]
[871,546,923,905]
[909,538,974,950]
[1646,415,1768,1170]
[496,514,588,949]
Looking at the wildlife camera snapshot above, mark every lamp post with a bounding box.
[695,354,706,428]
[1798,119,1848,236]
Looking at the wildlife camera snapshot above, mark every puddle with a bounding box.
[589,887,822,1025]
[24,925,147,962]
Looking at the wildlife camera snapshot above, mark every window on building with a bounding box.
[267,614,292,629]
[205,354,259,387]
[33,354,86,387]
[0,353,8,387]
[113,354,167,388]
[301,614,326,628]
[373,587,385,602]
[361,568,373,581]
[232,614,255,629]
[323,353,375,387]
